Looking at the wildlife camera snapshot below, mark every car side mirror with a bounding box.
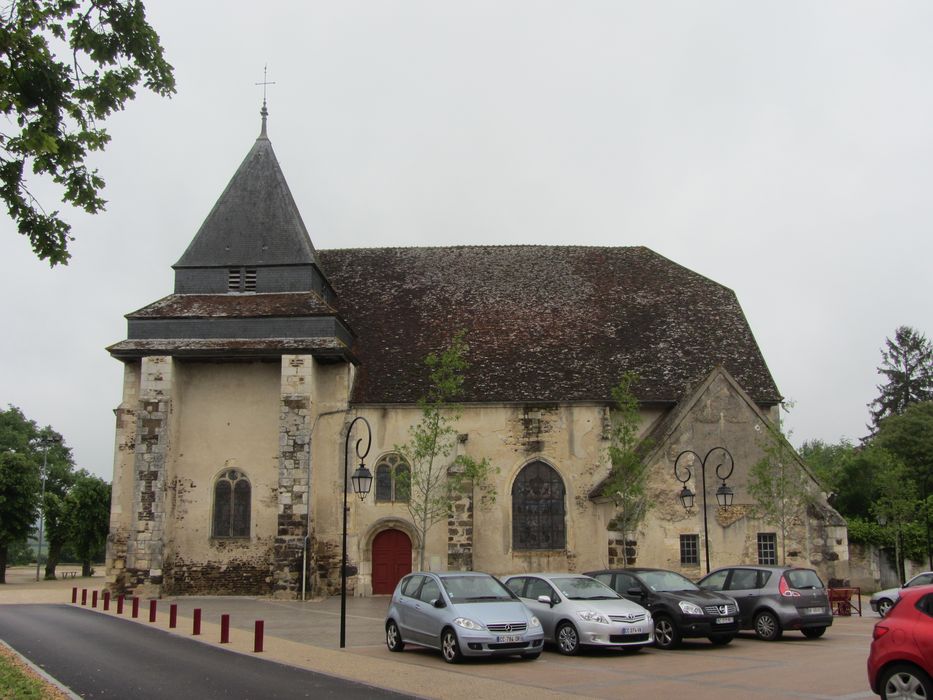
[537,594,556,608]
[627,587,644,597]
[432,598,446,609]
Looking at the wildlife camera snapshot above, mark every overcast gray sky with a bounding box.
[2,1,931,481]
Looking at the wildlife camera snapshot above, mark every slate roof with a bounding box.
[173,129,318,269]
[126,292,338,319]
[317,245,782,406]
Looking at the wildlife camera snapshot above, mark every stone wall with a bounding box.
[273,355,315,598]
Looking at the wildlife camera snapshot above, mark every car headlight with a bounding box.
[454,617,485,631]
[679,601,704,616]
[577,610,610,624]
[529,616,542,628]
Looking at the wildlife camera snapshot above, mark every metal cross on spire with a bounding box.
[255,64,276,138]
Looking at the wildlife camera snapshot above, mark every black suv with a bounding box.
[585,568,741,649]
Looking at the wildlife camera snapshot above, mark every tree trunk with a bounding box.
[0,544,7,584]
[82,559,92,577]
[44,539,63,580]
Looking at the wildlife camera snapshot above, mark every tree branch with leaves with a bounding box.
[1,0,175,264]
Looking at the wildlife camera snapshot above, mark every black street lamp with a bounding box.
[673,446,735,574]
[339,416,373,649]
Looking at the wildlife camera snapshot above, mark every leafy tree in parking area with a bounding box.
[748,427,815,565]
[394,331,495,571]
[36,429,75,579]
[0,0,175,265]
[600,372,652,566]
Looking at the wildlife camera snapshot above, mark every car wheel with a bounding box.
[386,620,405,652]
[880,663,933,700]
[441,628,463,664]
[653,615,682,650]
[556,621,581,655]
[708,634,734,646]
[877,598,894,617]
[802,627,826,639]
[754,611,783,641]
[521,652,541,660]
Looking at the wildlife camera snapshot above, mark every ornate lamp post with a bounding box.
[35,434,61,582]
[673,446,735,574]
[340,416,374,649]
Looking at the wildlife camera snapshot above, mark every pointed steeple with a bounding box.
[173,105,333,299]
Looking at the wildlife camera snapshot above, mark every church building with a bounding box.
[105,108,848,598]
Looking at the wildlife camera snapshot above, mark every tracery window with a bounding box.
[212,469,251,538]
[374,453,410,503]
[512,461,566,550]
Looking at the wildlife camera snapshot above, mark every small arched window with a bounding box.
[512,461,566,550]
[212,469,251,538]
[375,453,410,503]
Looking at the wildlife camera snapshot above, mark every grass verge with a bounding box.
[0,644,65,699]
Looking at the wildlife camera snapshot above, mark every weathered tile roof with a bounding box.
[318,245,781,406]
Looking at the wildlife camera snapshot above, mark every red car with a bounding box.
[868,584,933,699]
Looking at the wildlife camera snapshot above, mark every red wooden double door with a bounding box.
[371,529,412,595]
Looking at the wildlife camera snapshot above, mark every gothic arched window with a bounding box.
[212,469,251,538]
[512,461,566,550]
[375,453,410,503]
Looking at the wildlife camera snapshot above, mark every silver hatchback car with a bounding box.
[385,571,545,663]
[502,573,654,654]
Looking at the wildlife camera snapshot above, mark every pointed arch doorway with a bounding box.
[372,529,412,594]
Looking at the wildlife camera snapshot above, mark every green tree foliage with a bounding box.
[64,470,110,576]
[1,0,175,265]
[868,448,919,581]
[747,427,815,565]
[600,372,651,566]
[0,406,40,582]
[868,326,933,432]
[0,453,40,583]
[35,430,75,579]
[395,331,495,571]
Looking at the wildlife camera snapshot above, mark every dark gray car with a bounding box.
[697,565,833,641]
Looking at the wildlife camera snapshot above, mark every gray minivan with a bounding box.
[697,565,833,641]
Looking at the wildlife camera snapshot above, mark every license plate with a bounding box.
[498,634,521,643]
[620,626,644,635]
[715,616,733,624]
[805,607,824,615]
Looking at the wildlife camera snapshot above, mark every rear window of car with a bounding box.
[784,569,824,590]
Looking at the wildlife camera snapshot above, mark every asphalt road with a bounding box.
[0,604,416,699]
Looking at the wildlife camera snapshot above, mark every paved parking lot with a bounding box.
[1,572,879,700]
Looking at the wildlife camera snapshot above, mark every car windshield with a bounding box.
[784,569,824,590]
[552,576,621,600]
[638,570,700,592]
[441,575,515,603]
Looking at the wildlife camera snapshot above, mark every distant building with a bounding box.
[106,108,847,598]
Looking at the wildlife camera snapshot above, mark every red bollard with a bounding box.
[92,590,98,608]
[220,614,230,644]
[149,599,157,622]
[81,589,87,606]
[254,620,264,653]
[169,604,177,629]
[117,595,124,615]
[193,608,201,636]
[103,591,110,611]
[71,587,77,603]
[131,597,139,618]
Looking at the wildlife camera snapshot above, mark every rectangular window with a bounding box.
[680,534,699,565]
[757,533,778,565]
[227,269,241,291]
[244,268,257,291]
